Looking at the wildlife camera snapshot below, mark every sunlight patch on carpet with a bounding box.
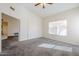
[54,45,72,52]
[38,43,56,48]
[38,43,72,52]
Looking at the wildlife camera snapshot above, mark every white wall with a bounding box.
[43,7,79,45]
[0,3,42,52]
[8,17,19,36]
[28,13,42,39]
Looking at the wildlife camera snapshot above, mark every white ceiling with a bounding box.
[25,3,79,18]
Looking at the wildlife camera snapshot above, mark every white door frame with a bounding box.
[0,12,20,52]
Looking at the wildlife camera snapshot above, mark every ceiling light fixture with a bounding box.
[34,3,53,9]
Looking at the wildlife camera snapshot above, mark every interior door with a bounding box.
[2,14,9,36]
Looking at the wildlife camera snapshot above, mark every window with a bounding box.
[49,20,67,36]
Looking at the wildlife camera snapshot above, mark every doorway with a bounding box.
[1,13,20,51]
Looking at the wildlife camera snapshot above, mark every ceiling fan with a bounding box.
[34,3,53,9]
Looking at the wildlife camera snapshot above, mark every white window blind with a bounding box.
[49,20,67,36]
